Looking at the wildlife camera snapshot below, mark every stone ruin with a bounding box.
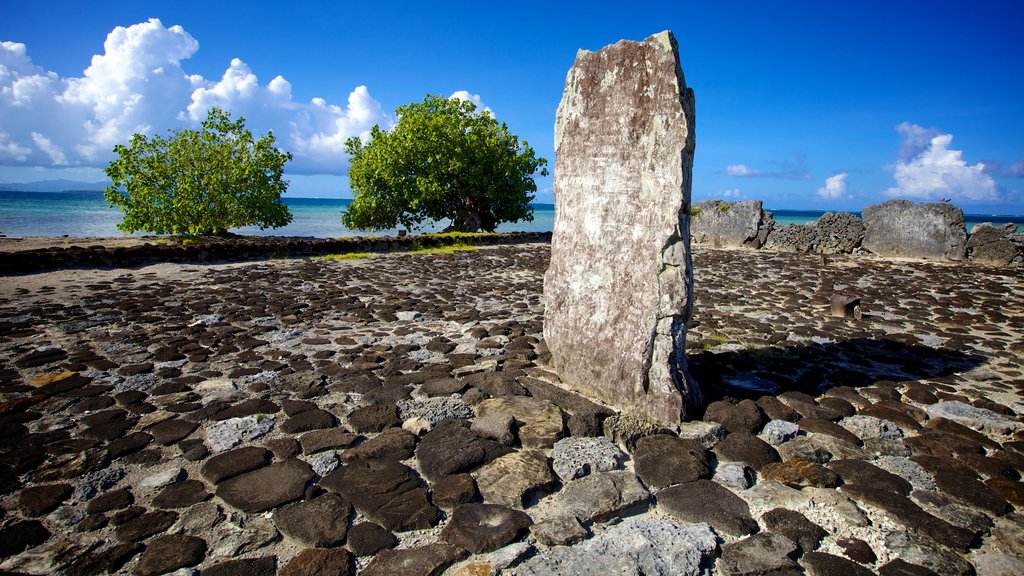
[543,31,699,429]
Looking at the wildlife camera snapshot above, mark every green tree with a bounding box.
[104,107,293,236]
[342,94,548,233]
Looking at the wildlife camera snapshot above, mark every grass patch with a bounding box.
[423,231,496,239]
[407,242,477,255]
[700,332,730,350]
[689,207,702,217]
[322,252,376,260]
[718,203,732,212]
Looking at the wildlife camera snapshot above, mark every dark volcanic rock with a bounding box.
[134,534,206,576]
[341,427,416,462]
[346,522,397,557]
[932,467,1012,515]
[217,459,314,513]
[279,547,354,576]
[18,483,72,517]
[0,520,50,557]
[203,557,277,576]
[115,510,178,542]
[713,431,780,471]
[760,459,841,489]
[65,542,143,575]
[704,399,767,434]
[359,543,463,576]
[761,507,827,553]
[212,398,279,421]
[799,417,863,446]
[841,484,975,551]
[347,404,401,433]
[281,409,336,433]
[878,558,941,576]
[633,434,710,489]
[835,537,876,564]
[440,503,532,554]
[801,551,875,576]
[718,532,799,576]
[432,473,479,509]
[299,428,361,454]
[149,418,198,445]
[86,488,134,514]
[201,446,272,484]
[827,459,911,496]
[273,492,352,547]
[658,479,758,536]
[151,479,210,508]
[320,458,440,532]
[106,432,153,458]
[415,420,513,481]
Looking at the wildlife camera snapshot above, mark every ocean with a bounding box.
[1,191,1022,238]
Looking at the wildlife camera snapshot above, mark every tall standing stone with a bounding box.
[543,31,699,428]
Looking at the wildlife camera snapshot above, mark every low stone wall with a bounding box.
[0,232,553,275]
[691,199,1022,265]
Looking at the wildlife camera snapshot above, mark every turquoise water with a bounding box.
[0,191,1020,238]
[0,191,555,238]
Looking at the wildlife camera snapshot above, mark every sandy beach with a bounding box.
[1,242,1022,575]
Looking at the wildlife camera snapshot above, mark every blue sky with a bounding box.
[2,1,1023,214]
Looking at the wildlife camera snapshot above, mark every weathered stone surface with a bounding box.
[18,483,72,517]
[115,510,178,542]
[658,479,758,536]
[925,400,1019,435]
[432,473,479,509]
[765,222,819,253]
[761,508,827,553]
[816,211,864,254]
[346,522,396,557]
[760,458,841,489]
[633,433,710,488]
[967,222,1019,266]
[531,515,588,547]
[543,30,699,428]
[532,470,651,526]
[550,436,625,482]
[474,396,564,448]
[718,532,799,576]
[801,551,874,576]
[473,449,554,508]
[152,479,210,508]
[517,518,717,576]
[704,399,766,434]
[203,557,277,576]
[320,458,440,532]
[280,548,354,576]
[201,446,271,484]
[441,503,532,554]
[861,199,968,261]
[134,534,206,576]
[416,420,513,481]
[691,200,771,248]
[714,431,780,471]
[216,459,313,513]
[340,427,416,462]
[273,492,352,547]
[360,543,464,576]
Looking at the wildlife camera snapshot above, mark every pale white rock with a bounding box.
[677,420,726,449]
[139,466,184,489]
[925,400,1020,435]
[544,30,699,428]
[759,420,800,445]
[205,415,276,452]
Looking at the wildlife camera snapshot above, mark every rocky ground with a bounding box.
[1,243,1022,575]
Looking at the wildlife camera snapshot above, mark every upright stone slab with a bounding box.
[861,199,968,261]
[691,200,772,248]
[543,31,698,428]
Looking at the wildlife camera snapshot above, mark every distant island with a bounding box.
[0,179,109,193]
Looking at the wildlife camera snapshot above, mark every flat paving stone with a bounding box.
[115,509,179,542]
[216,459,314,513]
[281,409,336,434]
[151,479,210,508]
[18,483,72,517]
[149,418,198,445]
[658,479,758,537]
[280,548,355,576]
[359,543,463,576]
[273,492,352,547]
[440,503,532,554]
[346,522,397,557]
[320,458,440,532]
[134,533,207,576]
[201,446,272,484]
[202,557,277,576]
[633,434,710,489]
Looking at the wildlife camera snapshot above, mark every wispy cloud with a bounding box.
[884,123,999,202]
[817,173,848,200]
[0,19,401,174]
[723,154,812,181]
[981,159,1024,178]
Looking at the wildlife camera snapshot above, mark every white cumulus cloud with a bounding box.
[725,164,753,176]
[817,173,848,200]
[0,19,393,174]
[449,90,492,116]
[884,123,999,202]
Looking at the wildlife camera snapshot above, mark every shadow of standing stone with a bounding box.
[543,30,700,429]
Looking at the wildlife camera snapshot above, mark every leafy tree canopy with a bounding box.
[342,94,548,233]
[105,107,293,236]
